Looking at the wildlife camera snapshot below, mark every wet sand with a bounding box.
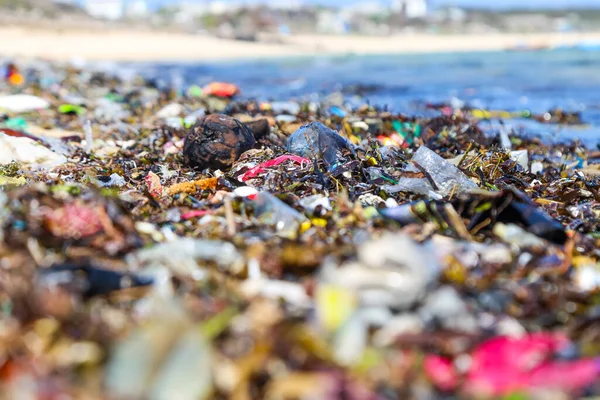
[1,27,599,62]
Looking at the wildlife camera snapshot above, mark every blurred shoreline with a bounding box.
[2,27,600,62]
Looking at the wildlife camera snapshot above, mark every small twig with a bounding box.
[26,237,45,266]
[396,170,426,179]
[458,142,473,168]
[329,174,343,193]
[444,204,472,240]
[411,160,439,191]
[470,217,491,236]
[490,157,503,179]
[224,195,236,237]
[448,183,458,201]
[558,230,575,274]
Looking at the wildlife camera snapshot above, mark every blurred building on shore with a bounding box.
[84,0,124,20]
[392,0,428,20]
[1,0,596,36]
[125,0,149,18]
[317,10,350,34]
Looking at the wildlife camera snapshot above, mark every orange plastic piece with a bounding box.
[203,82,240,98]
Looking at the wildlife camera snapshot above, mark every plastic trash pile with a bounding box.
[0,60,599,399]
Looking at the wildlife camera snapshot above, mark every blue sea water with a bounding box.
[133,49,600,146]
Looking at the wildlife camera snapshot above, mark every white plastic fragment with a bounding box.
[0,132,66,170]
[385,198,399,208]
[241,279,311,309]
[106,300,212,400]
[322,233,441,309]
[373,314,424,347]
[0,94,50,113]
[575,264,600,292]
[149,327,212,400]
[233,186,258,198]
[184,109,206,127]
[384,146,477,197]
[351,121,370,131]
[531,161,544,174]
[358,193,385,207]
[252,192,308,239]
[493,223,546,249]
[509,150,528,170]
[84,120,93,153]
[357,307,394,327]
[270,101,300,115]
[495,316,527,338]
[333,314,367,366]
[299,194,332,213]
[156,103,185,119]
[96,173,126,188]
[165,117,183,129]
[159,165,178,180]
[106,315,188,399]
[275,114,297,123]
[499,129,512,150]
[94,98,130,121]
[128,237,245,276]
[419,286,478,333]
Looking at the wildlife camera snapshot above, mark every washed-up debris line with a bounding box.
[0,60,599,400]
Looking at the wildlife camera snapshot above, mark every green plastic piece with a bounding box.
[104,93,124,102]
[188,85,203,98]
[392,120,420,144]
[414,124,421,137]
[3,117,28,130]
[392,120,404,135]
[59,104,85,115]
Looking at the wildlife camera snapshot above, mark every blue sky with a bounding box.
[425,0,597,8]
[159,0,600,9]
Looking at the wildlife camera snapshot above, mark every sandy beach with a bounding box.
[1,27,600,62]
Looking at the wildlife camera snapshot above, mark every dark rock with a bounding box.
[286,121,352,169]
[245,118,270,140]
[38,263,153,299]
[183,114,256,170]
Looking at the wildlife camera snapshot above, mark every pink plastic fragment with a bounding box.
[241,155,310,182]
[45,203,104,239]
[527,358,600,392]
[469,333,567,373]
[441,106,453,116]
[181,210,209,220]
[145,172,162,198]
[425,334,600,396]
[423,355,458,391]
[465,365,529,397]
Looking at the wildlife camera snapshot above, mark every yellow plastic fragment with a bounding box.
[349,134,362,145]
[472,109,492,119]
[259,102,272,111]
[310,218,327,228]
[472,109,515,119]
[572,256,597,268]
[363,206,380,219]
[0,175,26,186]
[353,347,384,374]
[315,284,358,333]
[299,221,312,233]
[444,255,467,284]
